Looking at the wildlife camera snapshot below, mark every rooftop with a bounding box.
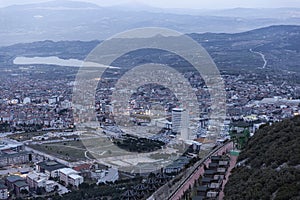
[59,168,78,175]
[68,174,83,180]
[14,180,28,188]
[27,171,48,180]
[204,169,217,175]
[0,138,23,151]
[0,150,30,158]
[73,163,91,171]
[0,183,7,189]
[197,186,208,192]
[192,196,205,200]
[97,168,118,184]
[209,162,219,168]
[202,177,213,183]
[172,108,185,112]
[38,160,67,172]
[6,175,24,183]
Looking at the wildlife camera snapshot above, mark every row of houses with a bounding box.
[193,155,230,200]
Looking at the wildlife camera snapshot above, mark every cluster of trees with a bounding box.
[33,172,168,200]
[0,121,44,133]
[224,116,300,200]
[31,176,143,200]
[0,121,10,132]
[113,134,165,153]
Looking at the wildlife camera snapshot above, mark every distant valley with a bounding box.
[1,25,299,75]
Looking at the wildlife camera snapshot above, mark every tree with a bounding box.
[224,116,300,200]
[20,188,29,195]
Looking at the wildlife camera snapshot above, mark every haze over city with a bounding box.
[0,0,299,200]
[1,0,300,9]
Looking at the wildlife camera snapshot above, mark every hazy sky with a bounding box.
[0,0,299,9]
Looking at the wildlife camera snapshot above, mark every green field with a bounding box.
[29,137,135,162]
[29,140,90,162]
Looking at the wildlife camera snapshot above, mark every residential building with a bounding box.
[68,174,84,187]
[58,168,83,187]
[0,151,31,167]
[14,181,29,197]
[0,182,8,200]
[37,160,67,178]
[26,171,48,189]
[5,175,23,190]
[0,139,24,152]
[5,175,29,198]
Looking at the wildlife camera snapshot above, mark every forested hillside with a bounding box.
[224,116,300,200]
[1,25,300,73]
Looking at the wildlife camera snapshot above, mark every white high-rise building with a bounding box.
[172,108,189,140]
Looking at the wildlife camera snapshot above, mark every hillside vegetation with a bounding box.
[224,116,300,200]
[1,25,300,74]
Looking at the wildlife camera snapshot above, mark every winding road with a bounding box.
[250,48,267,69]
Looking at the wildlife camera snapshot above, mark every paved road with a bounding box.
[250,48,267,69]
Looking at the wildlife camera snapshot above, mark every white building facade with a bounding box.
[172,108,189,140]
[58,168,83,187]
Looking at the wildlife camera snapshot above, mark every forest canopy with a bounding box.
[224,116,300,200]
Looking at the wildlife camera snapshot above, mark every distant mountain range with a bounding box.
[1,0,300,46]
[1,25,299,73]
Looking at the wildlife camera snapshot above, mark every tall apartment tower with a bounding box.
[172,108,189,140]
